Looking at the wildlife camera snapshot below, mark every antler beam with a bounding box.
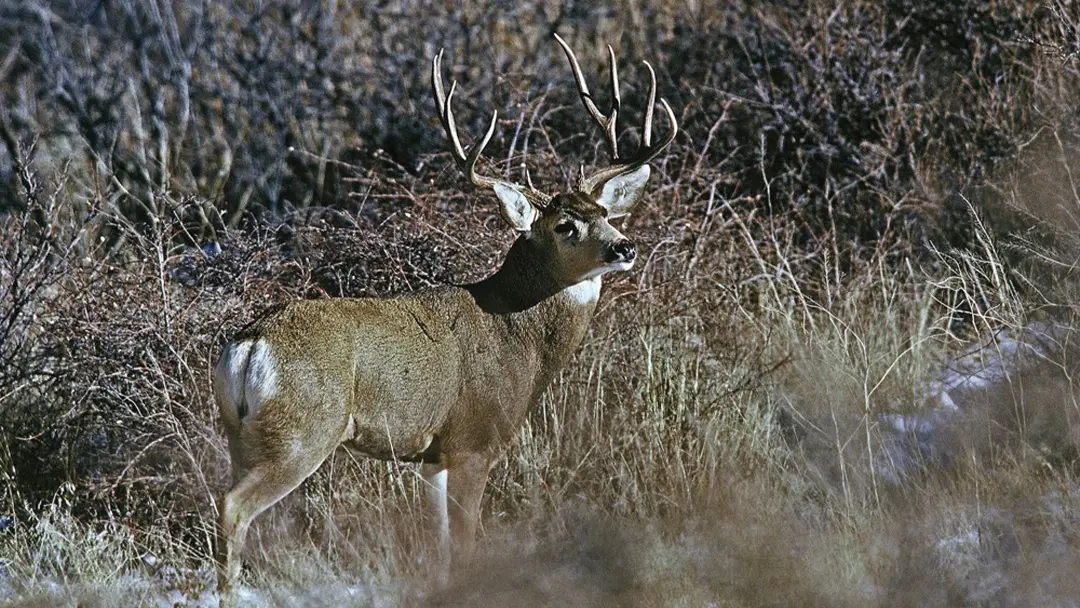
[432,50,551,207]
[553,34,678,196]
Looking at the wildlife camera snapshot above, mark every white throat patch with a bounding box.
[564,276,602,305]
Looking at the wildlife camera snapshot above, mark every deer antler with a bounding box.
[432,50,552,207]
[553,34,678,197]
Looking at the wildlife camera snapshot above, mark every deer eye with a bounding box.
[554,222,577,237]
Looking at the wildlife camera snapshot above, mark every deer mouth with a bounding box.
[598,255,635,274]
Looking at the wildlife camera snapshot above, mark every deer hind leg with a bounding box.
[216,430,341,593]
[217,467,266,593]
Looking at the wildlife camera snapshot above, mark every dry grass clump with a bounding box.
[3,0,1080,605]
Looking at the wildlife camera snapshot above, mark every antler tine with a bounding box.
[432,50,490,186]
[432,51,462,160]
[605,45,622,157]
[432,49,552,205]
[642,60,657,148]
[554,33,621,159]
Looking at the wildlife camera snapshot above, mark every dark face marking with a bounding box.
[542,192,609,221]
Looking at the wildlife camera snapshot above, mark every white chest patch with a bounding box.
[563,276,602,305]
[244,340,278,415]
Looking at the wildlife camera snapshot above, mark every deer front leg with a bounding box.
[421,462,451,585]
[443,452,493,572]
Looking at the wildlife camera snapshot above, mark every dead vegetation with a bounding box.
[3,0,1080,605]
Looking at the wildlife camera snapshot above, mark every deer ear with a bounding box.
[493,183,540,231]
[594,165,651,218]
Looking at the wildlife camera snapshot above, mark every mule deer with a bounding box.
[213,34,676,591]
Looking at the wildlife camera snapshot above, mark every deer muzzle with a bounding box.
[606,240,636,266]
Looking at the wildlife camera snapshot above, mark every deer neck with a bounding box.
[468,237,600,316]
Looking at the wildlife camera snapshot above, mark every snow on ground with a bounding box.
[877,321,1067,483]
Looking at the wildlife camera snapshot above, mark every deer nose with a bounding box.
[607,240,636,264]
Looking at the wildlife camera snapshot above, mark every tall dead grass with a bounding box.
[3,0,1080,606]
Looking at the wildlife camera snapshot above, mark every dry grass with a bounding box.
[3,0,1080,606]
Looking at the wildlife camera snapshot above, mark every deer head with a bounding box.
[431,34,678,289]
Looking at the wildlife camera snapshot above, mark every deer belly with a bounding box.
[341,425,440,462]
[344,359,458,461]
[341,413,441,461]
